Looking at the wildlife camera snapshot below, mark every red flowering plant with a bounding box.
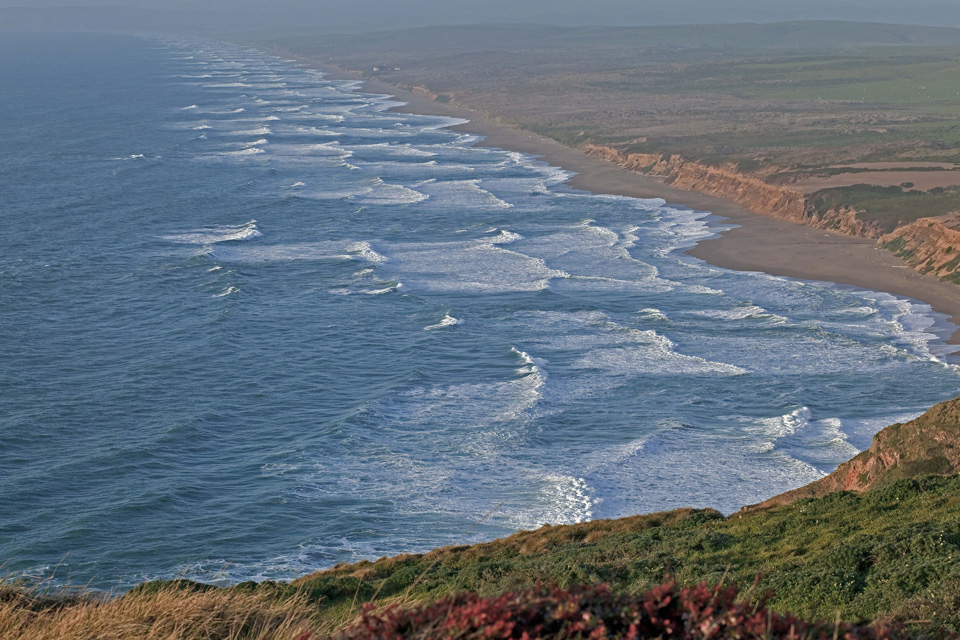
[327,581,913,640]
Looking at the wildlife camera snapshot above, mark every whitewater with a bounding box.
[1,33,958,589]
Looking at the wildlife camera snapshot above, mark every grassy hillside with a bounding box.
[289,475,960,631]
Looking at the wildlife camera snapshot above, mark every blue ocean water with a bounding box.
[1,33,959,589]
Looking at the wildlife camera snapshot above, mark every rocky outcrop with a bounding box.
[881,215,960,281]
[742,395,960,511]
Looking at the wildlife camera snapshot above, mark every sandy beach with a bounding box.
[313,70,960,346]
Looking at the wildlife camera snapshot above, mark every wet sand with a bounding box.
[316,69,960,345]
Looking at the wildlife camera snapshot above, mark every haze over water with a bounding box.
[2,33,959,589]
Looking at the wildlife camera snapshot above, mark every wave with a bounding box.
[376,235,569,294]
[344,143,437,158]
[637,308,669,321]
[416,180,514,210]
[364,282,402,295]
[844,289,959,366]
[161,220,262,245]
[690,304,788,324]
[209,242,359,264]
[212,286,239,298]
[750,407,862,473]
[424,313,461,330]
[348,241,387,263]
[294,179,428,206]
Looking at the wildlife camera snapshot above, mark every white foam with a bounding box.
[161,220,262,245]
[207,241,375,264]
[424,313,461,330]
[519,310,747,378]
[364,282,402,295]
[745,407,862,473]
[347,241,388,263]
[515,475,596,527]
[844,289,960,366]
[296,179,428,205]
[379,236,570,294]
[232,126,272,136]
[637,308,669,321]
[344,143,437,158]
[213,286,239,298]
[414,180,513,209]
[510,346,548,382]
[217,147,265,157]
[690,304,788,324]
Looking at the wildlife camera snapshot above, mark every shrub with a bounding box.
[331,581,909,640]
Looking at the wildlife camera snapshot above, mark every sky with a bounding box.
[2,0,960,33]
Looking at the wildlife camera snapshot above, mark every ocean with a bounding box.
[1,32,958,589]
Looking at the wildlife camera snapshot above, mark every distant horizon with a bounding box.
[3,0,960,34]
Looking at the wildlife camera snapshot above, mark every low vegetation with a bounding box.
[331,582,909,640]
[0,582,323,639]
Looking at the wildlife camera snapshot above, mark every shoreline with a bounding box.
[313,66,960,349]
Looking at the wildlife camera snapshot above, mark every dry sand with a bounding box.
[320,71,960,347]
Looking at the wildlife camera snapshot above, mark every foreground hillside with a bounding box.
[5,395,960,638]
[254,22,960,282]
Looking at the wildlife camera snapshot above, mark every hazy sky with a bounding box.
[3,0,960,32]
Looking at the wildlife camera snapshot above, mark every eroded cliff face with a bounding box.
[881,215,960,281]
[581,143,960,278]
[743,395,960,511]
[582,144,808,223]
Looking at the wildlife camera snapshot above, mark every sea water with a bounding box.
[1,33,958,589]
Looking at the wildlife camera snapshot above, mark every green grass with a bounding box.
[132,474,960,633]
[289,477,960,630]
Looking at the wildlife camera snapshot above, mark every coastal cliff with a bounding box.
[581,144,808,224]
[581,143,960,280]
[744,395,960,511]
[882,215,960,282]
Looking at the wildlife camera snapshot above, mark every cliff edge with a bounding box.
[743,394,960,511]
